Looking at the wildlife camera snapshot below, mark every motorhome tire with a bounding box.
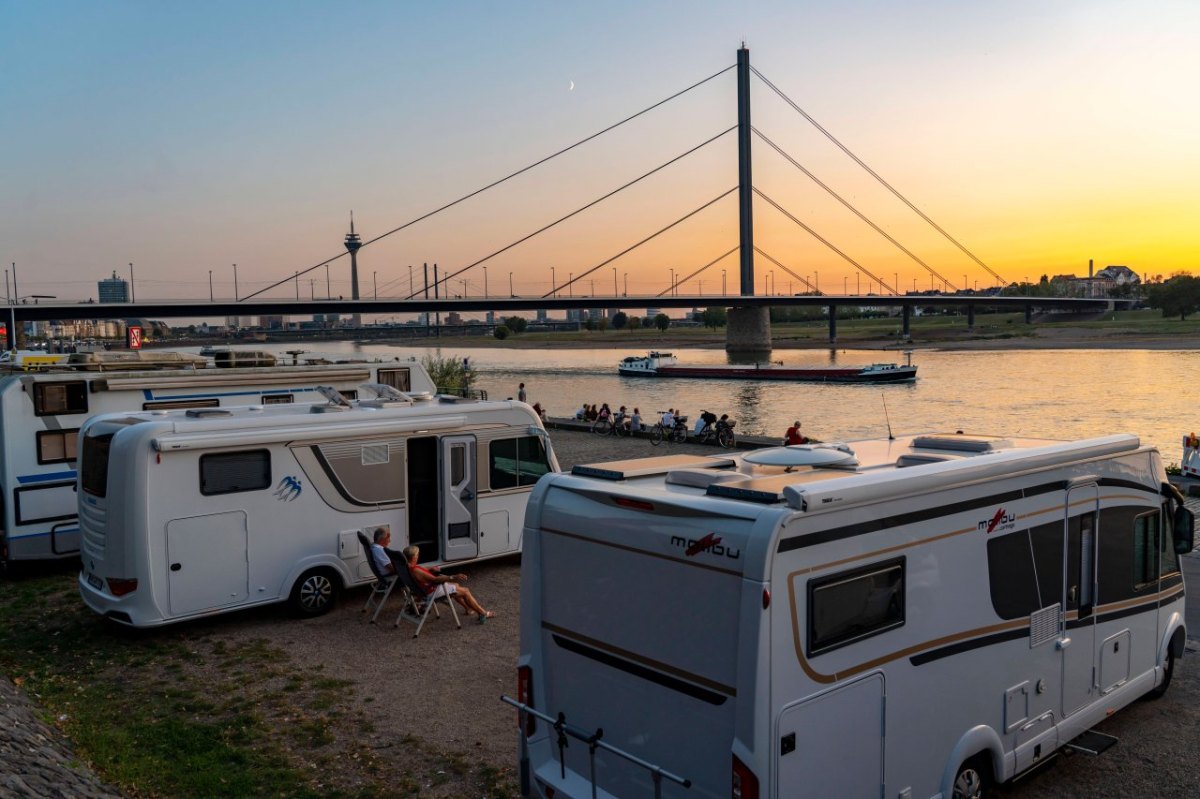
[1145,647,1175,700]
[290,569,341,616]
[951,755,992,799]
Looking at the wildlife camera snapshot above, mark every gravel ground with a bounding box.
[4,428,1198,797]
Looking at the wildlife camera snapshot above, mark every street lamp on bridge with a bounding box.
[508,271,514,297]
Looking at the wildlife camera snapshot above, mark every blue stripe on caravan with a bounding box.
[6,528,79,540]
[16,471,77,484]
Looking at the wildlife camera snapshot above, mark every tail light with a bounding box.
[107,577,139,597]
[517,665,536,736]
[732,754,759,799]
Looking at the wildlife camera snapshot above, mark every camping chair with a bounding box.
[393,563,462,638]
[358,531,398,624]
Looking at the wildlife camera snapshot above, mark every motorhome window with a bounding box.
[489,436,550,489]
[1028,523,1064,608]
[807,558,905,657]
[1159,504,1180,577]
[36,429,80,464]
[33,381,88,416]
[986,530,1040,619]
[142,398,220,411]
[1096,505,1149,604]
[451,445,465,485]
[1132,511,1159,590]
[378,368,412,391]
[339,390,358,401]
[80,434,113,497]
[200,451,271,496]
[261,393,294,405]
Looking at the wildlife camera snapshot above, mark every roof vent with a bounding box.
[185,408,232,418]
[911,435,1010,453]
[896,453,964,468]
[741,444,859,471]
[665,469,743,489]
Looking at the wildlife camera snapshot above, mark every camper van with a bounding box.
[0,357,432,563]
[510,433,1192,799]
[76,389,555,627]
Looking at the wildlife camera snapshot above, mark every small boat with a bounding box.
[617,351,917,383]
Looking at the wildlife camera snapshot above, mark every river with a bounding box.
[198,342,1196,466]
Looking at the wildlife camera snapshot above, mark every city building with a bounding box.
[98,271,130,304]
[259,316,285,330]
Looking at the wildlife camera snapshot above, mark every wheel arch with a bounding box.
[1161,611,1186,661]
[941,725,1004,797]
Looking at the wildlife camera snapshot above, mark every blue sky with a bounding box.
[3,1,1198,306]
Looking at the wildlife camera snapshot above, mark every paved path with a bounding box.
[0,677,122,799]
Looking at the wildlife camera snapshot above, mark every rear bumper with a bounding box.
[77,572,141,626]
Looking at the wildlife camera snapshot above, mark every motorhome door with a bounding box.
[440,435,478,561]
[1062,484,1099,716]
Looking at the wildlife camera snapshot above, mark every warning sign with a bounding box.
[127,325,143,350]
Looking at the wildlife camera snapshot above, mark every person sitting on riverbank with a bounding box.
[402,545,495,621]
[585,404,598,422]
[661,408,675,428]
[575,403,586,420]
[785,420,809,445]
[531,402,547,421]
[630,407,642,432]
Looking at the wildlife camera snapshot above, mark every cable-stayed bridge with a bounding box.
[8,47,1118,350]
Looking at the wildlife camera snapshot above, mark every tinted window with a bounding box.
[200,451,271,496]
[1133,512,1159,589]
[37,429,79,464]
[489,436,550,489]
[987,530,1041,619]
[143,398,220,411]
[808,558,905,656]
[261,394,294,405]
[1097,505,1143,604]
[34,381,88,416]
[81,433,113,497]
[1159,505,1180,577]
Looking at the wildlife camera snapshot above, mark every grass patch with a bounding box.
[0,571,517,797]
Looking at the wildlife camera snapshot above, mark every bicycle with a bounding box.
[591,415,613,435]
[649,412,684,446]
[593,412,629,437]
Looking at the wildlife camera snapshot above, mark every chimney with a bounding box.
[1089,259,1094,278]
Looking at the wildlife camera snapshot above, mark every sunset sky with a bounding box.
[3,1,1198,308]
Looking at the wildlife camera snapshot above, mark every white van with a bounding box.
[76,389,555,627]
[0,357,432,563]
[511,433,1191,798]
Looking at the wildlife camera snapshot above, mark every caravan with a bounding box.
[510,433,1191,798]
[0,357,431,563]
[77,388,555,627]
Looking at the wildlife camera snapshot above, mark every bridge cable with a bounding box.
[411,126,738,298]
[240,63,737,302]
[752,127,959,292]
[544,187,738,298]
[750,66,1005,286]
[754,187,898,295]
[658,246,740,297]
[752,247,816,293]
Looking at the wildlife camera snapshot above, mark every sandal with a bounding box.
[478,611,496,624]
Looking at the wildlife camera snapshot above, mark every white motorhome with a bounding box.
[76,389,555,627]
[511,434,1192,799]
[0,357,432,563]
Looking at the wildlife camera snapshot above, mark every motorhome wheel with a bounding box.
[290,569,341,616]
[952,755,992,799]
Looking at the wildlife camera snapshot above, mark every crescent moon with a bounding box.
[569,80,575,91]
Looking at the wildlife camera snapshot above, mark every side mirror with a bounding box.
[1174,506,1195,555]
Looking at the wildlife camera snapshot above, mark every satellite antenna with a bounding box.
[316,385,353,407]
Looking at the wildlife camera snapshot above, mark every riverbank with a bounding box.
[152,310,1200,353]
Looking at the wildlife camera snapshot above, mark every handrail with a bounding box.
[501,695,691,798]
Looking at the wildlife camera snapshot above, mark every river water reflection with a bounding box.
[213,342,1195,465]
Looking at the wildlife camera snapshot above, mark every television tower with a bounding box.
[344,212,363,327]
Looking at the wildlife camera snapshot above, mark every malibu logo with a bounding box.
[671,532,741,561]
[979,508,1016,534]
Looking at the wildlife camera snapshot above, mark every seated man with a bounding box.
[370,527,408,576]
[402,544,496,621]
[784,420,809,446]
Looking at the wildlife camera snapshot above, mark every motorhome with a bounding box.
[510,434,1192,799]
[77,389,555,627]
[0,357,433,563]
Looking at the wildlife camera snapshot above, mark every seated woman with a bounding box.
[531,402,547,421]
[401,545,496,621]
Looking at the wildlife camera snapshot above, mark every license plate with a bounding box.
[87,573,103,590]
